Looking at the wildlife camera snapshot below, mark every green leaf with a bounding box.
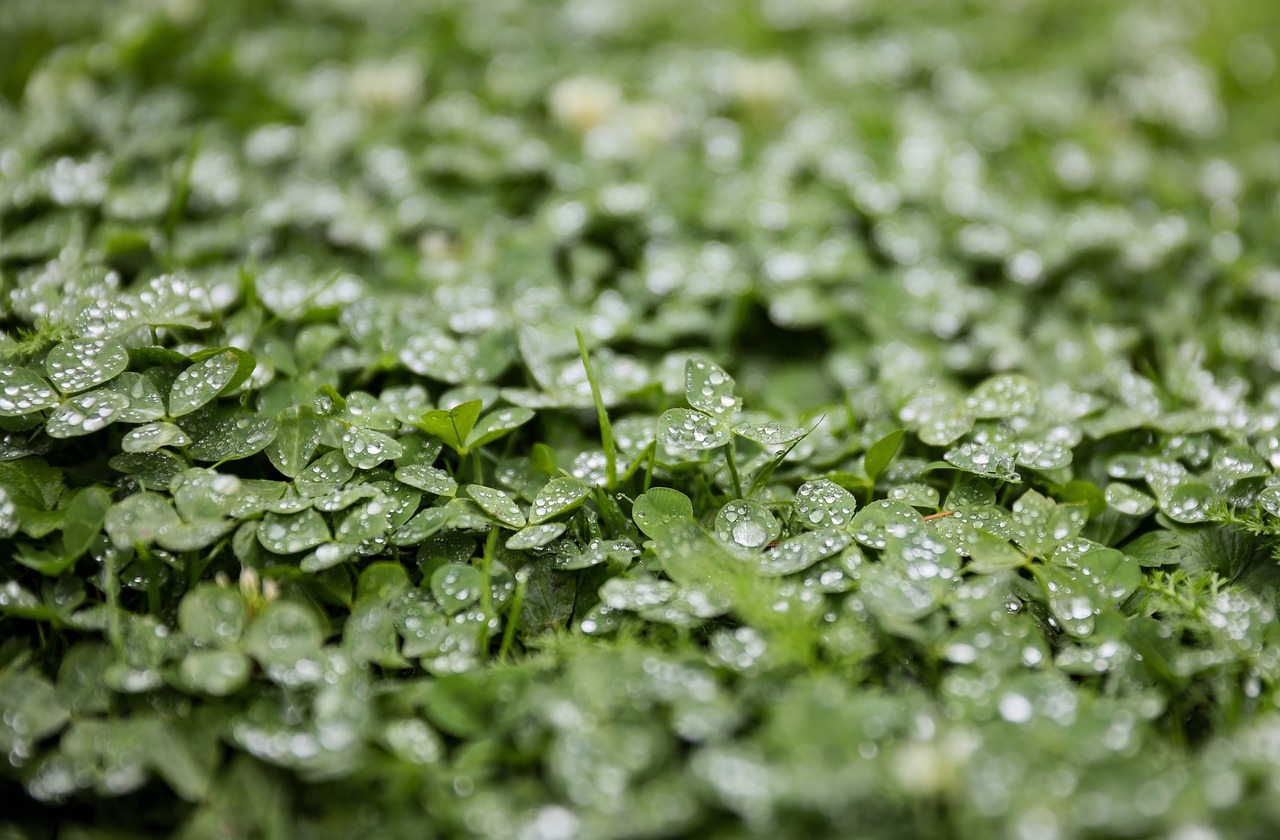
[157,518,236,552]
[341,427,403,470]
[0,671,70,755]
[266,407,324,477]
[187,347,257,390]
[887,482,940,508]
[465,485,526,529]
[899,388,974,446]
[127,346,189,368]
[601,576,677,611]
[180,408,279,462]
[295,450,355,494]
[860,563,946,625]
[1011,490,1087,556]
[420,674,491,738]
[965,373,1040,418]
[345,600,407,668]
[714,499,780,549]
[342,391,399,431]
[1123,531,1180,567]
[528,476,589,524]
[685,358,741,420]
[416,399,483,453]
[1105,482,1155,516]
[392,507,454,546]
[851,500,921,548]
[1212,444,1270,480]
[108,372,168,423]
[308,484,378,514]
[793,479,859,530]
[1015,439,1073,471]
[520,561,578,632]
[552,537,639,570]
[62,486,113,563]
[46,389,130,438]
[1057,480,1108,518]
[105,492,181,549]
[466,406,535,450]
[56,642,112,716]
[333,496,392,544]
[962,530,1028,573]
[177,650,252,696]
[108,450,186,490]
[430,563,484,613]
[0,367,60,417]
[753,530,852,576]
[1038,547,1139,638]
[375,479,422,529]
[0,579,45,617]
[178,584,249,646]
[314,384,348,416]
[395,464,459,497]
[632,487,695,540]
[357,561,411,603]
[257,509,331,554]
[243,600,325,669]
[122,421,192,453]
[659,408,730,451]
[863,429,904,482]
[506,522,567,550]
[169,351,245,417]
[378,718,445,766]
[399,330,514,385]
[301,542,359,573]
[943,441,1022,482]
[732,419,807,446]
[45,337,130,394]
[1161,480,1214,524]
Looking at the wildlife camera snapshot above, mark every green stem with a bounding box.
[106,548,125,656]
[725,440,743,499]
[498,574,528,661]
[576,329,617,488]
[479,527,499,653]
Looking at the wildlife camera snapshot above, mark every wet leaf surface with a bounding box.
[3,2,1280,837]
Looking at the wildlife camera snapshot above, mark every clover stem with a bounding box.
[576,328,617,489]
[725,440,744,499]
[498,572,527,661]
[106,546,124,656]
[479,526,498,654]
[643,439,657,492]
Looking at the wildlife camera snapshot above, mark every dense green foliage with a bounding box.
[4,0,1280,837]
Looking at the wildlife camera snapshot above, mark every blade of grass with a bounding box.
[747,418,820,499]
[576,328,617,488]
[619,441,657,486]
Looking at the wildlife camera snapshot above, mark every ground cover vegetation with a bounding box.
[3,0,1280,837]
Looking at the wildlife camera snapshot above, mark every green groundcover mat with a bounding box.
[3,0,1280,837]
